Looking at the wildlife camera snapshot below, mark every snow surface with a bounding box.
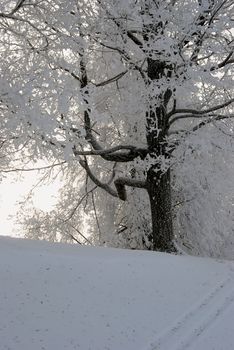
[1,236,234,350]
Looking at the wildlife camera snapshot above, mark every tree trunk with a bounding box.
[145,57,175,252]
[146,168,175,252]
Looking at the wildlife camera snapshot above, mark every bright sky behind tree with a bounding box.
[0,174,60,237]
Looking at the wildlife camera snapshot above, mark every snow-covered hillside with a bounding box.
[1,236,234,350]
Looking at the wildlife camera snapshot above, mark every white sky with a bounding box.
[0,172,60,237]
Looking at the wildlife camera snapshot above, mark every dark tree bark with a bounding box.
[145,57,175,252]
[147,168,174,252]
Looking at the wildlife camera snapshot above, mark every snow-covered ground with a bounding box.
[1,236,234,350]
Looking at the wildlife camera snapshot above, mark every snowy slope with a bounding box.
[0,237,234,350]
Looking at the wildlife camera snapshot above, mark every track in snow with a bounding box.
[147,273,234,350]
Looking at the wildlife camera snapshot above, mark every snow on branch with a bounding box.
[10,0,26,15]
[79,53,147,162]
[0,0,26,17]
[192,114,234,132]
[96,0,143,48]
[168,98,234,126]
[73,145,148,158]
[210,51,234,71]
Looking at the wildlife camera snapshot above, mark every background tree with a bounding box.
[0,0,233,253]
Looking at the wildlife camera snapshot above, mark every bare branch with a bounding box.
[94,70,128,87]
[91,191,102,242]
[1,161,66,173]
[63,186,97,223]
[68,223,93,245]
[69,233,82,244]
[55,65,81,82]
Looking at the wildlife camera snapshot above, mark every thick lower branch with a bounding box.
[73,144,148,161]
[79,159,118,198]
[114,177,146,201]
